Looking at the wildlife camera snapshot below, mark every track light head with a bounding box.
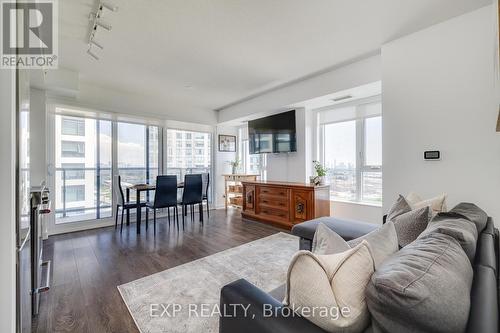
[100,1,118,12]
[90,39,103,49]
[96,19,112,31]
[87,48,99,60]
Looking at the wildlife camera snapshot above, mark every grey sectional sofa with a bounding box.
[219,211,499,333]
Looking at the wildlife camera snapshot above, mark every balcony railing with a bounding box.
[56,166,211,223]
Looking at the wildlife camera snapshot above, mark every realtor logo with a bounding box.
[1,0,58,68]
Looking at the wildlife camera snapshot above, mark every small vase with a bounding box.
[232,166,237,174]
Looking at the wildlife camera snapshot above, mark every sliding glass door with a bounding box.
[53,113,161,226]
[54,115,112,223]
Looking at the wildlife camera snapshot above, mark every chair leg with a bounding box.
[153,209,156,234]
[175,206,179,229]
[181,205,185,229]
[145,208,149,231]
[120,207,124,233]
[199,203,203,223]
[115,205,119,229]
[206,200,210,218]
[167,207,170,224]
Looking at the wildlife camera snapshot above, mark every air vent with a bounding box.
[331,95,353,102]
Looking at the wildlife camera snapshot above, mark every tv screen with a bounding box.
[248,110,297,154]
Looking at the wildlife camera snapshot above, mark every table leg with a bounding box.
[136,189,141,234]
[126,188,130,225]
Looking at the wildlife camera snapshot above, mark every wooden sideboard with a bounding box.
[241,180,330,229]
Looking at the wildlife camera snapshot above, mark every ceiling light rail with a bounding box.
[87,1,118,60]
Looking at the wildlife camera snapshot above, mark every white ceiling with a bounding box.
[59,0,491,115]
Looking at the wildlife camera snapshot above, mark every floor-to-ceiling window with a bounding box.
[55,115,112,223]
[54,112,161,225]
[319,98,382,205]
[165,128,212,195]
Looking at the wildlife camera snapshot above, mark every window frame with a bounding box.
[318,98,382,205]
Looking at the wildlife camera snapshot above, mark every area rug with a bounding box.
[118,232,298,333]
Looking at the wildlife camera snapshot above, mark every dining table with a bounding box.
[126,182,184,234]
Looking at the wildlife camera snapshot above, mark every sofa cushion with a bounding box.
[292,217,378,242]
[449,202,488,234]
[311,222,398,268]
[365,232,473,333]
[285,241,375,333]
[419,212,478,262]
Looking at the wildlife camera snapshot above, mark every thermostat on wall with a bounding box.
[424,151,440,160]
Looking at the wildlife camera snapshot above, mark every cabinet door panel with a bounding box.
[291,190,313,222]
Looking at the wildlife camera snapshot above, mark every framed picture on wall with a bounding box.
[218,135,236,152]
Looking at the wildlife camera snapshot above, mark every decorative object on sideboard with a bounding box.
[310,160,327,185]
[228,159,241,174]
[219,134,236,152]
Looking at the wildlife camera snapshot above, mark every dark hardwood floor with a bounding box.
[34,209,283,333]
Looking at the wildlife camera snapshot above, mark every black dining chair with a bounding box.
[113,175,147,233]
[201,173,210,218]
[146,175,179,233]
[179,174,203,228]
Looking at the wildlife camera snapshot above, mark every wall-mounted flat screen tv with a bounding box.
[248,110,297,154]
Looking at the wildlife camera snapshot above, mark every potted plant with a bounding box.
[311,160,327,185]
[229,159,241,174]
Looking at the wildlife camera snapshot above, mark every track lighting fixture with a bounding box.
[86,0,118,60]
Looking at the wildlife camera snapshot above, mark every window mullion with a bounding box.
[356,118,363,202]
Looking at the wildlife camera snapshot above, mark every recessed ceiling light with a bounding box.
[184,85,194,89]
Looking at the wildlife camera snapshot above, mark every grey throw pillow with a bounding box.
[386,195,411,220]
[347,222,398,268]
[449,202,488,233]
[311,223,350,255]
[419,212,478,262]
[365,232,473,333]
[312,222,398,268]
[390,206,431,247]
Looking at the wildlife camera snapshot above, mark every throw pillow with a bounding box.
[419,212,478,262]
[390,206,432,247]
[312,222,398,268]
[284,241,375,333]
[365,232,473,333]
[347,222,398,268]
[406,192,447,214]
[386,195,411,220]
[312,223,350,255]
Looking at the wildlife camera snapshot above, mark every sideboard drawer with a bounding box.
[259,197,288,211]
[259,206,289,222]
[259,186,288,197]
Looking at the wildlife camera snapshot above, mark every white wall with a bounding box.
[30,88,47,186]
[0,68,17,333]
[383,5,500,224]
